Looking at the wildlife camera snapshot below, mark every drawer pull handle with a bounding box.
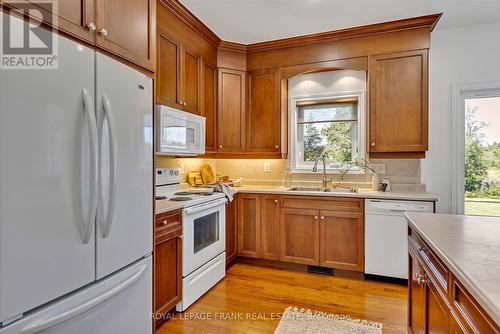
[161,220,168,226]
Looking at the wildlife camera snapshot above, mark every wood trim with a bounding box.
[281,57,368,79]
[219,40,247,53]
[201,152,284,159]
[369,152,426,159]
[160,0,221,48]
[244,14,441,53]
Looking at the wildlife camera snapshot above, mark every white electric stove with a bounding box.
[155,168,226,312]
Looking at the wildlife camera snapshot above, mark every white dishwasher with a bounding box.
[365,199,434,279]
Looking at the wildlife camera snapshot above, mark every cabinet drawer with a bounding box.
[451,278,499,334]
[409,230,449,295]
[155,210,182,236]
[281,196,364,213]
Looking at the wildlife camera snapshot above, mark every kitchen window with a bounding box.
[290,93,365,172]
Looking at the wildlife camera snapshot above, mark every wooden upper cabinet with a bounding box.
[181,46,201,115]
[202,60,218,153]
[369,50,428,157]
[156,30,182,109]
[319,211,364,271]
[96,0,156,71]
[246,68,281,153]
[237,194,260,258]
[218,68,246,152]
[280,208,319,265]
[260,195,280,260]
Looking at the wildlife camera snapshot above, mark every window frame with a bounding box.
[289,91,366,174]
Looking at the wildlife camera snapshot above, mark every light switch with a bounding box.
[264,162,271,173]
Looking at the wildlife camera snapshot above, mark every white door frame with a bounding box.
[451,81,500,214]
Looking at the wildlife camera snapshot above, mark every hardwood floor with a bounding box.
[156,262,408,333]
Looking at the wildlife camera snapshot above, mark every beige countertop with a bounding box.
[155,185,437,215]
[405,212,500,326]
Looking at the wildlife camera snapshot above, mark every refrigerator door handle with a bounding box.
[19,262,148,334]
[98,94,118,239]
[81,88,98,244]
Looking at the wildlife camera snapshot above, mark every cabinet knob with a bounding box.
[161,220,168,226]
[183,102,187,106]
[314,216,318,219]
[415,274,426,285]
[274,199,278,203]
[371,143,376,147]
[219,145,223,149]
[86,22,96,31]
[320,216,325,220]
[99,28,108,37]
[275,145,279,149]
[179,235,183,239]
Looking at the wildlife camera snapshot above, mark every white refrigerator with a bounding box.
[0,14,153,333]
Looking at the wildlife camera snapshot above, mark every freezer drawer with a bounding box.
[0,257,152,334]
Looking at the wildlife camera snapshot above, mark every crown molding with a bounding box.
[161,0,221,48]
[243,13,442,53]
[218,41,247,53]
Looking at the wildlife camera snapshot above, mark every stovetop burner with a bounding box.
[168,197,193,202]
[174,191,214,196]
[155,196,167,200]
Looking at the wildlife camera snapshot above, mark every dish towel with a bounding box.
[213,182,237,202]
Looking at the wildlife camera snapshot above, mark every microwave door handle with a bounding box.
[98,94,118,239]
[183,198,227,215]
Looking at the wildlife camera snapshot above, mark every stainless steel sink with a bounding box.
[288,186,358,193]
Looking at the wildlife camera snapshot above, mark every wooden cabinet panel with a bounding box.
[226,195,238,265]
[319,211,364,271]
[237,194,260,258]
[246,68,280,153]
[369,50,428,155]
[182,47,201,114]
[202,60,217,152]
[281,196,364,213]
[260,195,280,260]
[409,247,426,334]
[218,68,246,152]
[156,31,182,108]
[280,208,319,265]
[450,310,469,334]
[154,227,182,318]
[425,275,450,334]
[96,0,155,71]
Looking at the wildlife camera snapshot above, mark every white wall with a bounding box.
[423,21,500,213]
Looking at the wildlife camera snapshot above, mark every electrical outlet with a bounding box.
[264,162,271,173]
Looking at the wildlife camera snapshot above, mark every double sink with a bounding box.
[287,186,358,193]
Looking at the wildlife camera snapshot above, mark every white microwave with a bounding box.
[156,105,206,156]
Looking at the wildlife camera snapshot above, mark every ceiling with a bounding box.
[180,0,500,44]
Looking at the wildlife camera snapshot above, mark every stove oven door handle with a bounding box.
[183,198,228,216]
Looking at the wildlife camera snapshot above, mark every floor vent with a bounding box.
[307,265,333,275]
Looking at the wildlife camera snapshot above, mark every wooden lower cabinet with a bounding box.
[237,194,261,258]
[319,211,364,271]
[280,208,319,265]
[226,195,238,265]
[408,226,499,334]
[154,210,182,327]
[260,195,280,260]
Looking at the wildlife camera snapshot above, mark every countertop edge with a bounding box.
[405,213,500,327]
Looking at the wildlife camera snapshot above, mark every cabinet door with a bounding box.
[226,195,238,265]
[218,68,246,152]
[260,195,280,260]
[181,47,201,115]
[280,208,319,265]
[246,68,281,153]
[96,0,155,71]
[369,50,428,154]
[202,60,217,152]
[237,194,260,258]
[319,211,364,271]
[154,227,182,316]
[156,30,183,109]
[409,249,426,334]
[6,0,96,43]
[425,275,450,334]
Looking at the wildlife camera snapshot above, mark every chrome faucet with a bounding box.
[313,157,330,189]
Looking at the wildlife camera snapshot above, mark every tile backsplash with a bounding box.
[156,156,425,191]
